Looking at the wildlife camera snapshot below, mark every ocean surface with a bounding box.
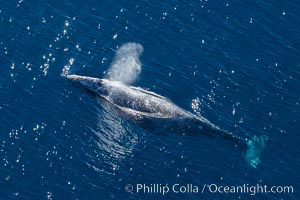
[0,0,299,199]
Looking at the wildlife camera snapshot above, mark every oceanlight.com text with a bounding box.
[124,183,294,196]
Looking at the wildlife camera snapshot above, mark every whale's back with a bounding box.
[101,80,192,119]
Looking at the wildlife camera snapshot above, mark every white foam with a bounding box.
[106,42,143,85]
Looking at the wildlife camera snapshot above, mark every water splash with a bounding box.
[245,135,269,168]
[61,58,74,76]
[191,97,201,116]
[106,42,143,85]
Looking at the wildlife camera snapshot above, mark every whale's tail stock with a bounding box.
[196,117,269,168]
[219,129,268,168]
[199,120,269,168]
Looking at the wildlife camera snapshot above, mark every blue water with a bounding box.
[0,0,299,199]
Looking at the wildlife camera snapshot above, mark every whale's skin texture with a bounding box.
[66,74,240,136]
[66,74,268,168]
[68,75,193,118]
[68,75,214,122]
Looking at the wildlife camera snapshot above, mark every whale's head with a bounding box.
[66,74,105,95]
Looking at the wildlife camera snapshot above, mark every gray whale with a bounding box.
[66,74,268,168]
